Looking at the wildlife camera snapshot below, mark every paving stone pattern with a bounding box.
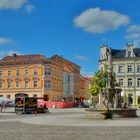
[0,108,140,140]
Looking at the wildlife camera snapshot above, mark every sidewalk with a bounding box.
[0,108,140,127]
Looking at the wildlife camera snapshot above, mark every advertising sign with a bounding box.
[15,97,24,114]
[24,98,37,113]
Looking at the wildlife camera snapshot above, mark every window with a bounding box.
[119,79,123,86]
[16,81,20,88]
[44,80,51,88]
[67,75,70,82]
[8,69,12,77]
[128,78,132,87]
[0,81,2,89]
[34,68,38,76]
[7,81,11,88]
[100,67,103,71]
[0,69,3,77]
[118,65,123,73]
[137,65,140,72]
[128,51,131,57]
[25,68,29,76]
[127,65,132,72]
[24,81,29,88]
[101,54,103,59]
[128,94,133,104]
[137,78,140,86]
[138,96,140,105]
[34,81,38,88]
[16,69,20,76]
[45,68,51,75]
[33,94,37,98]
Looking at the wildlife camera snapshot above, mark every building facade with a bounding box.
[63,71,74,98]
[0,54,81,102]
[0,54,63,100]
[99,44,140,108]
[51,55,81,101]
[80,75,90,99]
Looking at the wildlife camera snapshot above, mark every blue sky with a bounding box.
[0,0,140,76]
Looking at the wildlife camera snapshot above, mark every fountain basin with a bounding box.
[85,108,137,119]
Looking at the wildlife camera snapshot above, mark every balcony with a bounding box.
[117,72,125,77]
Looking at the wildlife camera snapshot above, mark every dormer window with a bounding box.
[126,43,134,57]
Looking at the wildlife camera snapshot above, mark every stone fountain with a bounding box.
[85,48,137,119]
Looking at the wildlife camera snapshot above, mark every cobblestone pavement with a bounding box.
[0,108,140,140]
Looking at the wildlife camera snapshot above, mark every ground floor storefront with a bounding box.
[121,90,140,108]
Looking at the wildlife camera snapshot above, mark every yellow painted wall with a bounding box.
[1,65,43,89]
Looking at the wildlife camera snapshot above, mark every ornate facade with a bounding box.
[99,43,140,108]
[0,54,81,102]
[0,54,63,100]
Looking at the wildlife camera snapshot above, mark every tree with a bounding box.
[89,69,119,111]
[89,70,108,96]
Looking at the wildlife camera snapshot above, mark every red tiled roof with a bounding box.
[64,65,72,72]
[51,55,81,68]
[1,54,46,61]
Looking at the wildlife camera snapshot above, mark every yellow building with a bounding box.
[51,55,81,100]
[0,54,63,101]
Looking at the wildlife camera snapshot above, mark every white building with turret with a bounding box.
[99,43,140,108]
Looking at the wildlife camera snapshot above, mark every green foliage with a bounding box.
[90,70,108,96]
[89,69,119,96]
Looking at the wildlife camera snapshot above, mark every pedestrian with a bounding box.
[33,101,37,116]
[128,102,130,108]
[79,102,82,109]
[0,100,4,112]
[123,102,127,109]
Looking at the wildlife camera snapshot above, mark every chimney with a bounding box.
[13,53,17,57]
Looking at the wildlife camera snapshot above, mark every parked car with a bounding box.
[83,100,92,108]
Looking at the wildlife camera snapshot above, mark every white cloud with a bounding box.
[127,25,140,33]
[75,55,89,61]
[0,37,14,45]
[125,33,140,40]
[0,0,35,12]
[133,40,140,47]
[0,0,27,10]
[125,25,140,47]
[7,51,22,56]
[25,4,34,13]
[73,7,130,34]
[0,51,21,59]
